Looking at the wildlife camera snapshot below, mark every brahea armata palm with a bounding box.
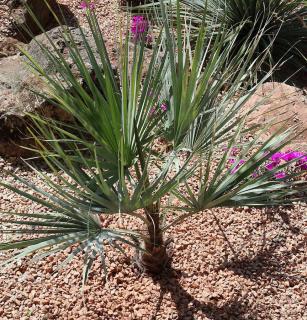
[0,1,306,281]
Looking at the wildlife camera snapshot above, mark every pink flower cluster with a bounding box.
[80,1,95,10]
[228,149,306,180]
[131,16,151,43]
[265,150,307,172]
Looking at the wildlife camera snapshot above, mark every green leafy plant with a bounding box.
[121,0,147,6]
[0,1,306,282]
[138,0,307,83]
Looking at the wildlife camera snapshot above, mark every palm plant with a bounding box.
[0,1,306,281]
[137,0,307,83]
[121,0,146,5]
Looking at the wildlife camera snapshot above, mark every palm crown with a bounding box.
[0,0,306,282]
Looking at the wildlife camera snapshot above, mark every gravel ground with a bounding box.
[1,1,307,320]
[0,158,306,320]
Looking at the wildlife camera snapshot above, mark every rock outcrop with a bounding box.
[0,26,108,156]
[26,26,101,73]
[246,82,307,149]
[6,0,59,41]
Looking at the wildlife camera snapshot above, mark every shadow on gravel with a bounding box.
[150,268,256,320]
[212,207,304,282]
[219,238,306,285]
[149,208,305,320]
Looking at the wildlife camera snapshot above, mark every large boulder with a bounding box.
[7,0,59,41]
[0,55,72,157]
[26,26,101,73]
[246,82,307,149]
[0,55,72,131]
[0,26,111,157]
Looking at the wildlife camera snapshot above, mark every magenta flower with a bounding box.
[251,171,259,179]
[228,158,236,164]
[264,152,285,171]
[230,159,246,174]
[160,102,167,112]
[270,152,284,162]
[80,1,95,10]
[265,161,279,171]
[131,16,149,41]
[296,156,307,171]
[275,171,286,179]
[282,150,303,161]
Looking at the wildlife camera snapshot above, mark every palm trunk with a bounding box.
[140,203,169,273]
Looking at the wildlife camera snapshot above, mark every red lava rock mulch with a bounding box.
[0,159,306,319]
